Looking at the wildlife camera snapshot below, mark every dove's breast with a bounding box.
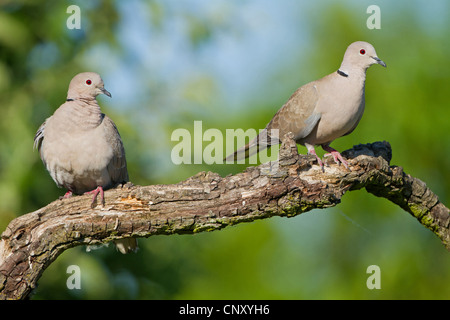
[40,107,114,194]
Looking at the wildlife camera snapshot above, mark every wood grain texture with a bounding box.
[1,134,448,299]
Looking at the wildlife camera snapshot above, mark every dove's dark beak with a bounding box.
[100,87,112,98]
[372,56,386,67]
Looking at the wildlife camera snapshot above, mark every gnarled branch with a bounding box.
[0,134,448,299]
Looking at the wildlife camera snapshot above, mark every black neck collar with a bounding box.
[337,69,348,77]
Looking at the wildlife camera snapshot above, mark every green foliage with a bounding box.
[1,0,449,299]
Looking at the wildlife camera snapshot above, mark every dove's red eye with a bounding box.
[360,49,366,55]
[86,80,92,85]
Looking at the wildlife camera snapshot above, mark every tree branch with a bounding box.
[0,134,448,299]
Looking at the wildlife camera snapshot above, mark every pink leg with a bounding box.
[84,186,105,205]
[305,143,324,170]
[63,190,73,198]
[322,145,349,169]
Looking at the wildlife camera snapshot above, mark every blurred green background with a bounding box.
[0,0,449,299]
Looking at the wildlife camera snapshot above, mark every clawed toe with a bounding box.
[60,190,73,200]
[84,186,105,206]
[306,144,350,171]
[323,151,349,169]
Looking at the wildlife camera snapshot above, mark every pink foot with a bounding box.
[305,144,324,170]
[63,190,73,199]
[322,145,349,169]
[84,186,105,206]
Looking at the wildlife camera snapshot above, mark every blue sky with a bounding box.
[86,0,448,112]
[86,0,311,109]
[80,0,449,180]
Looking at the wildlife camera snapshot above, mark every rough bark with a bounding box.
[0,134,449,299]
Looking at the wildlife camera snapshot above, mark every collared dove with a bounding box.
[225,41,386,169]
[34,72,138,254]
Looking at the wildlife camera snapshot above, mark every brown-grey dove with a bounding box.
[34,72,138,254]
[225,41,386,169]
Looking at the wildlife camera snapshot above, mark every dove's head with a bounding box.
[67,72,111,100]
[339,41,386,75]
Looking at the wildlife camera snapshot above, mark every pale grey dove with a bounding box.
[226,41,386,169]
[34,72,138,254]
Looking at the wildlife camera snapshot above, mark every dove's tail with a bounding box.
[115,238,139,254]
[224,129,278,163]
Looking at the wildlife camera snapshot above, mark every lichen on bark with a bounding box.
[0,134,448,299]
